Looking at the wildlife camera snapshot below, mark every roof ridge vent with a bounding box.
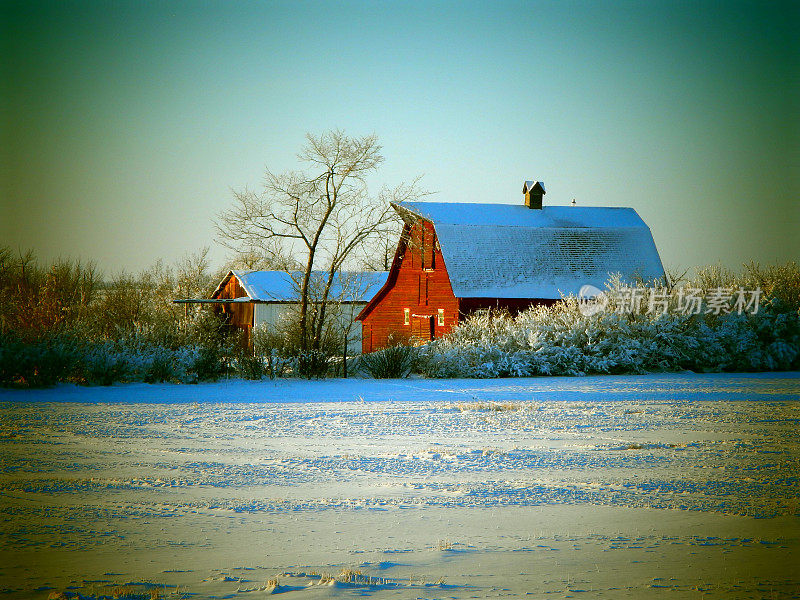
[523,180,545,209]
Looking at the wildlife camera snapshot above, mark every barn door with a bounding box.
[411,315,434,343]
[411,317,422,341]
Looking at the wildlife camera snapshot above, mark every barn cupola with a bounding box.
[523,180,545,209]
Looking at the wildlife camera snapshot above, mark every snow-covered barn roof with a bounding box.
[213,270,389,303]
[394,201,665,299]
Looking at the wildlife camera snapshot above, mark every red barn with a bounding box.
[356,181,665,353]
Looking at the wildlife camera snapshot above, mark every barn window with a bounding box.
[404,308,410,325]
[437,308,444,326]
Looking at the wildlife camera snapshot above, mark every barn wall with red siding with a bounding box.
[360,220,460,352]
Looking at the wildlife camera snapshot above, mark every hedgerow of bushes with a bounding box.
[0,247,246,388]
[0,246,361,387]
[2,246,798,386]
[416,263,799,378]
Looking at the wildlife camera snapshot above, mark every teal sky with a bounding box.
[2,0,798,275]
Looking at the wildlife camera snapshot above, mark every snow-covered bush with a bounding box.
[81,342,131,386]
[295,349,330,379]
[358,343,420,378]
[248,323,295,379]
[234,352,266,380]
[418,274,800,378]
[77,337,206,385]
[0,333,82,388]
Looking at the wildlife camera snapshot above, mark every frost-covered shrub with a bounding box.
[235,352,266,380]
[107,336,170,383]
[76,338,212,385]
[247,323,294,379]
[418,281,800,378]
[185,345,225,382]
[266,349,294,380]
[358,343,419,378]
[142,347,176,383]
[295,349,329,379]
[171,346,202,383]
[81,342,131,386]
[0,333,81,388]
[740,301,800,370]
[231,349,295,380]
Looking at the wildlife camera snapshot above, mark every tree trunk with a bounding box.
[312,267,337,350]
[298,249,316,351]
[342,335,348,378]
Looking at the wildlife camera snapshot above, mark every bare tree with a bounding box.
[224,248,298,272]
[217,130,422,351]
[175,247,215,302]
[360,217,403,271]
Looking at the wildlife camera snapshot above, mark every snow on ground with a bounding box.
[6,371,800,404]
[0,372,798,599]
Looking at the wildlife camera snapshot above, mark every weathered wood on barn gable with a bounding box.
[213,273,254,332]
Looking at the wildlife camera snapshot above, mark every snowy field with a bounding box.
[1,372,798,599]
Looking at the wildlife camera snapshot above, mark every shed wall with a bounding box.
[254,302,366,355]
